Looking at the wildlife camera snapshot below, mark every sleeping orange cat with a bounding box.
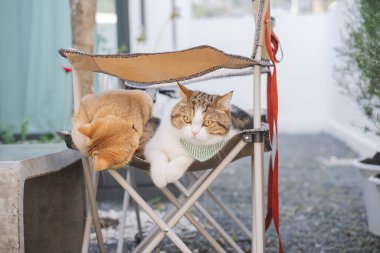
[72,89,153,171]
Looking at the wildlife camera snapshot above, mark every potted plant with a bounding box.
[352,154,380,236]
[337,0,380,236]
[369,174,380,191]
[369,174,380,197]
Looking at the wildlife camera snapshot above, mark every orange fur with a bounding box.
[72,89,153,171]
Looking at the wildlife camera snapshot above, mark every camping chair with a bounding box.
[59,0,282,252]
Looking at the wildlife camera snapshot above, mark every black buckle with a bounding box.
[241,125,269,143]
[242,132,264,143]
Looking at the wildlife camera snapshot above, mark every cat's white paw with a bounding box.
[150,163,169,188]
[151,173,168,188]
[166,172,183,184]
[166,163,186,184]
[146,150,170,188]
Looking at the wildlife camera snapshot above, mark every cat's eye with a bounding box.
[183,116,191,123]
[203,120,213,127]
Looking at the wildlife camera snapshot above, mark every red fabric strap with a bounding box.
[263,12,283,253]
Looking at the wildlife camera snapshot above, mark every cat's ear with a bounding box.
[177,82,191,102]
[216,91,233,109]
[94,157,111,171]
[78,123,94,138]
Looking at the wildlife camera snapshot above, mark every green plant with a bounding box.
[118,44,129,53]
[0,124,15,144]
[0,120,62,144]
[38,133,55,143]
[20,120,29,142]
[148,196,165,210]
[336,0,380,136]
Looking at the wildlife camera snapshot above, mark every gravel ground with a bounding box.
[90,133,380,252]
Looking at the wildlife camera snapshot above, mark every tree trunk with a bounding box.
[70,0,97,97]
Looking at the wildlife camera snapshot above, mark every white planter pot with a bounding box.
[353,160,380,237]
[369,174,380,192]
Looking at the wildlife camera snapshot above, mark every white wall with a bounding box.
[97,0,379,156]
[128,1,332,132]
[270,12,331,133]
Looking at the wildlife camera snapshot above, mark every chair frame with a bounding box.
[73,55,265,253]
[68,0,272,251]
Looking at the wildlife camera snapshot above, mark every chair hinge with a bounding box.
[242,132,264,143]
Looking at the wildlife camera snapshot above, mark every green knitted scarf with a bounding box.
[179,138,228,162]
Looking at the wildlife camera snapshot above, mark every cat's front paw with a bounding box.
[165,165,185,184]
[166,173,183,184]
[151,167,168,188]
[152,177,168,188]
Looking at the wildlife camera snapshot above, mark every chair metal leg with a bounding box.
[189,172,252,239]
[116,168,132,253]
[81,157,105,253]
[159,185,227,253]
[129,180,225,253]
[81,169,100,253]
[130,168,143,241]
[142,140,247,253]
[174,181,245,253]
[131,199,181,253]
[253,41,265,253]
[135,171,224,251]
[117,167,144,253]
[132,168,212,253]
[108,169,192,253]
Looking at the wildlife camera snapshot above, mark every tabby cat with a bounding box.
[72,89,153,171]
[144,83,236,188]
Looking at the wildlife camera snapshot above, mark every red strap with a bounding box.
[265,71,273,230]
[270,31,281,63]
[264,158,273,230]
[264,12,283,253]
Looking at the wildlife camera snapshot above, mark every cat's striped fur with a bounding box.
[144,83,236,188]
[170,88,232,136]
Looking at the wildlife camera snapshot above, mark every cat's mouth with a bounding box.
[192,136,204,142]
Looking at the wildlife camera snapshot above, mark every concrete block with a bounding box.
[0,144,85,253]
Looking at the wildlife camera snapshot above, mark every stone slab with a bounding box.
[0,143,84,253]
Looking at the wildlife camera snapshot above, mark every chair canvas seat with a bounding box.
[59,122,271,172]
[133,130,270,171]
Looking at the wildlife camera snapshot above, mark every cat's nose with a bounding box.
[191,131,198,137]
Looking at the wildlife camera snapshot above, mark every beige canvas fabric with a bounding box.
[59,46,257,84]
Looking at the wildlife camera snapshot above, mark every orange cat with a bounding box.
[72,89,153,171]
